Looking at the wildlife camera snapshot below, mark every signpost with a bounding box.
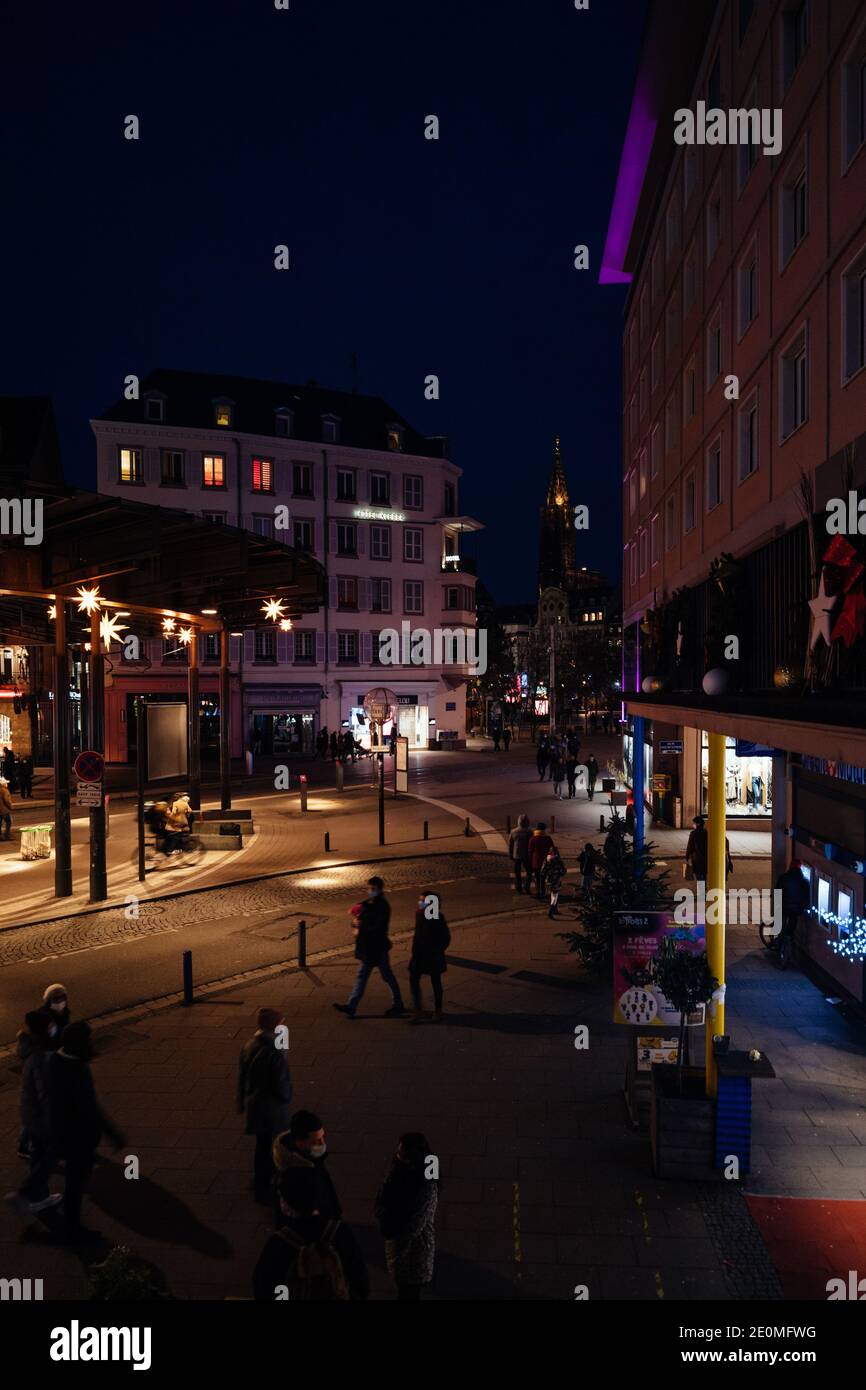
[76,781,102,808]
[363,687,399,847]
[74,749,104,783]
[659,739,683,755]
[651,773,671,793]
[395,735,408,795]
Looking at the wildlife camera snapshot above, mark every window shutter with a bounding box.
[328,632,339,664]
[145,448,159,484]
[230,635,242,663]
[315,631,326,664]
[358,577,371,611]
[277,630,291,664]
[286,630,295,663]
[328,465,337,498]
[359,470,369,502]
[357,525,367,556]
[361,632,373,665]
[312,462,321,499]
[329,576,338,608]
[244,631,255,663]
[329,520,338,553]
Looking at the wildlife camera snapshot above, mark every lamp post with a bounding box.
[88,608,107,902]
[53,599,72,897]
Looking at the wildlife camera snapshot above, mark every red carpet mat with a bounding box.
[745,1195,866,1300]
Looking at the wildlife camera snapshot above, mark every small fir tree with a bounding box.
[651,938,718,1094]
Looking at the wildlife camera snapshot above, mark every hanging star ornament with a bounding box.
[162,617,176,633]
[808,572,837,651]
[75,585,101,614]
[47,605,56,620]
[178,627,193,646]
[279,618,293,632]
[99,613,128,647]
[262,597,287,622]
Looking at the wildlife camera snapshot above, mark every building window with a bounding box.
[780,327,808,438]
[294,630,315,662]
[683,358,697,422]
[639,448,648,500]
[842,245,866,381]
[738,245,759,336]
[371,525,391,561]
[214,402,232,428]
[293,462,313,497]
[443,481,456,516]
[782,1,809,90]
[251,457,273,493]
[706,312,721,386]
[163,635,187,664]
[145,397,164,422]
[403,475,423,509]
[203,633,220,662]
[321,415,340,443]
[684,147,698,205]
[639,528,648,576]
[387,425,404,452]
[706,184,722,264]
[370,472,390,506]
[337,522,357,556]
[202,511,226,525]
[683,473,696,533]
[781,150,808,266]
[336,468,356,501]
[651,332,661,392]
[650,514,660,567]
[651,243,662,303]
[337,577,358,610]
[738,393,759,480]
[651,423,661,479]
[275,408,293,437]
[706,440,722,511]
[629,543,638,586]
[404,527,423,562]
[118,447,143,484]
[371,577,392,613]
[254,630,276,662]
[665,392,679,451]
[404,580,423,614]
[160,450,184,486]
[629,469,637,514]
[843,28,866,167]
[683,244,697,313]
[665,493,677,549]
[252,515,274,539]
[203,454,225,488]
[337,631,358,664]
[737,88,760,190]
[294,518,313,551]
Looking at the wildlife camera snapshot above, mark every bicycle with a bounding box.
[144,830,205,870]
[759,914,795,970]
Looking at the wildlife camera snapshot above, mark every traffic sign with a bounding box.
[659,740,683,755]
[74,749,105,783]
[652,773,672,792]
[76,780,102,807]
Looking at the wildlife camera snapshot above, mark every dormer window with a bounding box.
[275,408,294,437]
[321,414,340,443]
[213,399,233,428]
[387,424,404,452]
[144,396,165,422]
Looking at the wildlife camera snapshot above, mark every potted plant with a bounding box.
[649,938,719,1179]
[87,1245,173,1301]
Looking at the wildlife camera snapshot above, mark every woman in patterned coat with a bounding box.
[375,1132,438,1299]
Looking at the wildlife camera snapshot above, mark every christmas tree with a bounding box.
[558,810,672,972]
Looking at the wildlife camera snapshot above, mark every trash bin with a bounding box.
[714,1049,776,1176]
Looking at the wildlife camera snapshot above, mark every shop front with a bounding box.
[244,686,321,758]
[344,685,433,750]
[700,736,773,820]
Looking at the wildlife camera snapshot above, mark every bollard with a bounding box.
[298,919,307,968]
[506,814,512,834]
[335,759,344,793]
[551,815,556,833]
[299,774,308,813]
[423,819,429,841]
[464,816,471,837]
[324,831,330,853]
[599,814,605,832]
[182,950,193,1006]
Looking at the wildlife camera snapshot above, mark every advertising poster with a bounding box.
[612,910,706,1027]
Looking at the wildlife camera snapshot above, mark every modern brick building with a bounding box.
[603,0,866,1004]
[92,370,482,760]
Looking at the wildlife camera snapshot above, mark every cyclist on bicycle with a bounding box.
[774,859,810,948]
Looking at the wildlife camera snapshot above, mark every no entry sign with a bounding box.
[74,749,105,783]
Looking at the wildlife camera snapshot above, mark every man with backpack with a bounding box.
[252,1168,368,1301]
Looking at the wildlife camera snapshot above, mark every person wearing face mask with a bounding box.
[375,1132,439,1300]
[39,984,70,1051]
[47,1021,125,1242]
[333,876,406,1019]
[252,1167,368,1301]
[272,1110,342,1224]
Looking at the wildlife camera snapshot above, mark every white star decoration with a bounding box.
[808,572,837,650]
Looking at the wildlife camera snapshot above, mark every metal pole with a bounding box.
[187,627,201,812]
[298,918,307,968]
[182,949,193,1005]
[378,752,385,846]
[423,819,429,841]
[633,714,645,856]
[705,731,727,1099]
[219,626,231,812]
[88,609,107,902]
[136,698,146,883]
[53,600,72,897]
[549,623,556,734]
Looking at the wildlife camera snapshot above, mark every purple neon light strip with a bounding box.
[599,100,657,286]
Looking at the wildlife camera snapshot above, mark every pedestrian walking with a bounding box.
[536,736,549,781]
[16,757,33,798]
[602,712,611,736]
[2,745,17,791]
[578,841,598,899]
[272,1110,343,1222]
[565,754,577,799]
[237,1007,294,1203]
[5,1012,61,1215]
[586,754,599,800]
[508,813,532,893]
[252,1167,368,1301]
[39,983,70,1051]
[550,749,564,799]
[527,822,554,899]
[546,847,567,919]
[333,876,406,1018]
[502,726,511,752]
[685,815,707,881]
[329,731,338,761]
[774,861,810,952]
[408,895,450,1021]
[375,1132,439,1300]
[47,1021,125,1241]
[0,778,12,840]
[491,726,501,752]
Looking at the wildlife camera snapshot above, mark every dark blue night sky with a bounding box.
[2,0,646,602]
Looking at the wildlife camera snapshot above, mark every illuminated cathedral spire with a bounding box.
[538,436,576,592]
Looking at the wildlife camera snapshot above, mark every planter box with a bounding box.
[650,1064,718,1180]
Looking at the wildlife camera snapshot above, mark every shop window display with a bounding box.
[700,734,772,817]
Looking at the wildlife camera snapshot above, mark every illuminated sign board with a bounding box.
[354,508,405,523]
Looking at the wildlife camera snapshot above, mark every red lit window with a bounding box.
[252,457,273,492]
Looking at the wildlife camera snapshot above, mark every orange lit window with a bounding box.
[203,454,225,488]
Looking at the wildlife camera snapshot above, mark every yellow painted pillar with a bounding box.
[705,732,727,1098]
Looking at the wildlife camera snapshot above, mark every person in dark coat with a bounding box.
[47,1021,125,1240]
[375,1132,438,1300]
[545,848,567,919]
[252,1167,368,1301]
[508,813,532,893]
[578,841,599,899]
[329,731,338,761]
[16,756,33,798]
[775,860,810,945]
[0,778,12,840]
[408,896,451,1020]
[272,1110,342,1223]
[502,727,511,752]
[586,755,599,800]
[565,754,578,799]
[39,983,70,1051]
[237,1007,293,1203]
[333,877,406,1018]
[527,823,554,899]
[536,736,549,781]
[2,745,17,791]
[6,1012,62,1214]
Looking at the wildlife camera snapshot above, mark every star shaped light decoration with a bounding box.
[75,585,101,614]
[47,605,57,620]
[99,613,128,648]
[279,618,293,632]
[162,617,176,633]
[178,626,194,646]
[808,572,837,651]
[262,597,287,623]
